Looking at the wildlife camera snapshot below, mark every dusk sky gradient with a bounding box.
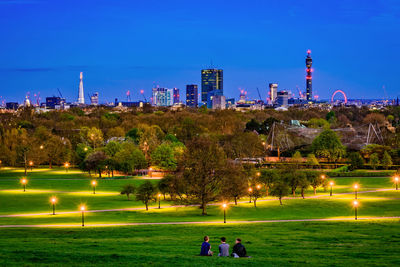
[0,0,399,103]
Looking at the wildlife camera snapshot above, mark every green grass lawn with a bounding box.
[1,221,400,266]
[0,168,399,266]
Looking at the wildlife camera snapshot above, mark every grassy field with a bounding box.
[0,167,400,266]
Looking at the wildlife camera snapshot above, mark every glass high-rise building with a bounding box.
[186,84,198,107]
[201,69,223,104]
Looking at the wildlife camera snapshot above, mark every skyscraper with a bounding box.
[305,50,313,102]
[77,72,85,104]
[173,88,180,104]
[152,87,173,106]
[186,84,198,107]
[269,83,278,104]
[201,69,223,104]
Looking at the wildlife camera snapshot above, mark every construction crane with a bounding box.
[57,88,64,99]
[256,87,262,101]
[140,89,147,102]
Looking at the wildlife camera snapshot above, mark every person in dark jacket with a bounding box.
[200,236,213,256]
[232,238,248,258]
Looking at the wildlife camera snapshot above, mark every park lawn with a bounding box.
[0,197,399,225]
[0,221,400,266]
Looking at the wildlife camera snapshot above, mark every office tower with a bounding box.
[77,72,85,104]
[173,88,180,104]
[186,84,198,107]
[207,90,223,109]
[305,50,313,102]
[269,83,278,104]
[46,96,65,109]
[152,87,173,106]
[212,95,226,110]
[90,92,99,105]
[277,91,289,106]
[201,69,223,104]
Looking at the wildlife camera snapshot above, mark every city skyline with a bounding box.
[1,0,400,103]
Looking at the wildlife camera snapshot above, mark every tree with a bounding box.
[151,143,177,170]
[180,137,227,215]
[305,171,326,195]
[157,177,170,200]
[291,151,302,168]
[114,143,147,175]
[259,169,279,197]
[348,152,364,170]
[136,181,155,210]
[270,181,290,205]
[298,172,310,199]
[326,111,336,123]
[306,153,319,168]
[46,135,71,169]
[220,162,247,205]
[86,127,104,149]
[311,129,345,162]
[281,169,301,197]
[370,153,380,170]
[84,151,108,178]
[308,118,330,129]
[381,151,392,170]
[126,128,141,144]
[120,184,135,200]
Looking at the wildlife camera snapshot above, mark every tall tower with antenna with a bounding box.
[305,50,313,102]
[77,72,85,104]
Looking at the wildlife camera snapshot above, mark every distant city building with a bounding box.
[90,92,99,105]
[269,83,278,104]
[226,98,235,108]
[173,88,180,104]
[24,96,30,107]
[152,87,173,106]
[305,50,313,102]
[46,97,66,109]
[114,98,146,108]
[277,91,289,106]
[201,69,223,105]
[186,84,198,107]
[6,102,18,110]
[212,95,226,110]
[207,89,223,109]
[77,72,85,104]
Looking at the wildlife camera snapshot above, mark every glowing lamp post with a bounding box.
[353,200,359,220]
[50,197,57,215]
[394,176,399,191]
[21,178,27,192]
[40,145,44,150]
[80,205,86,226]
[256,172,261,177]
[329,181,334,196]
[353,184,359,199]
[91,180,97,194]
[64,162,70,173]
[29,161,33,171]
[248,187,253,203]
[222,203,227,223]
[321,174,325,180]
[158,193,162,209]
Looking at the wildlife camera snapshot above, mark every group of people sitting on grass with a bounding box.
[200,236,249,258]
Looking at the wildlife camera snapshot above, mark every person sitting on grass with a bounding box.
[232,238,248,258]
[200,236,213,256]
[218,237,230,257]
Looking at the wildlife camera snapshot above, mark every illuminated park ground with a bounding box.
[1,168,400,266]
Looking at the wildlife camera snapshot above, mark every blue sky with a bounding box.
[0,0,399,103]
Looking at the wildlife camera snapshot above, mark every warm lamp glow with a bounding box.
[321,175,325,179]
[40,145,44,149]
[353,200,359,207]
[158,194,162,197]
[256,172,261,177]
[222,203,227,209]
[21,178,27,184]
[84,147,88,151]
[329,181,334,186]
[29,161,33,166]
[91,180,97,186]
[256,184,261,189]
[248,187,253,192]
[51,197,57,204]
[64,162,70,168]
[80,205,86,211]
[395,177,399,182]
[354,184,359,189]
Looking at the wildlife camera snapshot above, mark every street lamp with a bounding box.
[64,162,70,173]
[80,205,86,226]
[353,200,359,220]
[29,161,33,171]
[91,180,97,194]
[353,184,359,199]
[40,145,44,150]
[321,174,325,180]
[20,178,27,192]
[329,181,334,196]
[158,193,162,209]
[149,167,153,178]
[222,203,227,223]
[84,147,88,152]
[50,197,57,215]
[394,176,399,191]
[248,187,253,203]
[256,172,261,177]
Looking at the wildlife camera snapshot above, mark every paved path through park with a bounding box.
[0,216,399,228]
